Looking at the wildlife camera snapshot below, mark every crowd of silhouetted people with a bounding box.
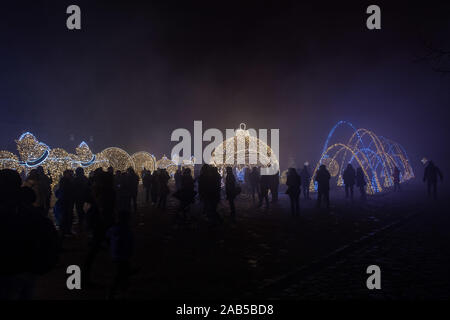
[0,159,444,300]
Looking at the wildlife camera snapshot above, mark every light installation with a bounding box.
[0,132,162,185]
[210,123,279,174]
[131,151,157,178]
[156,155,178,177]
[0,151,21,172]
[98,147,135,172]
[310,121,414,194]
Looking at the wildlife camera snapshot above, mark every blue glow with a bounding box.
[78,141,89,148]
[320,120,364,160]
[80,155,96,167]
[22,149,50,168]
[312,121,414,194]
[18,132,36,141]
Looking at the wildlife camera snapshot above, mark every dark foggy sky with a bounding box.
[0,1,449,172]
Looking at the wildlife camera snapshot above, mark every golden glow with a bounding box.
[0,132,158,185]
[98,147,135,172]
[0,151,22,172]
[210,123,279,172]
[156,155,177,177]
[310,126,414,194]
[131,151,156,178]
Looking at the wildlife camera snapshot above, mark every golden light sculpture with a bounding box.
[0,151,22,172]
[70,142,109,176]
[210,123,279,172]
[1,132,163,185]
[16,132,50,165]
[3,127,282,186]
[310,121,414,194]
[131,151,156,178]
[44,148,72,187]
[156,155,177,177]
[75,142,93,163]
[98,147,135,172]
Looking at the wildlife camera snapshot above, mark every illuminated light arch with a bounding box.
[378,136,414,181]
[349,129,393,173]
[310,122,414,194]
[321,157,339,177]
[131,151,157,177]
[311,143,377,194]
[321,121,363,156]
[98,147,135,172]
[210,123,279,173]
[348,129,413,186]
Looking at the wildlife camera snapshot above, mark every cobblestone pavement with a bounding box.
[270,195,450,300]
[33,182,444,300]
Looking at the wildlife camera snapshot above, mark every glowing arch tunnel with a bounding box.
[310,121,414,194]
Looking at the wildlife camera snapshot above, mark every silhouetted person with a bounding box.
[204,166,222,224]
[53,181,63,229]
[299,164,311,200]
[286,168,301,216]
[127,167,139,214]
[142,169,152,203]
[175,168,196,221]
[315,164,330,209]
[174,168,182,191]
[73,167,89,232]
[0,169,59,300]
[37,166,52,215]
[393,166,401,192]
[84,169,116,286]
[114,170,122,191]
[116,171,130,212]
[198,164,210,216]
[19,186,39,214]
[343,163,356,200]
[244,167,251,194]
[23,169,46,216]
[249,167,260,204]
[270,170,280,203]
[225,167,239,220]
[106,210,134,299]
[356,167,367,201]
[58,170,75,236]
[150,170,159,205]
[259,174,271,209]
[423,161,443,200]
[107,166,114,177]
[157,169,170,211]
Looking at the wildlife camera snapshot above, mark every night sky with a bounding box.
[1,1,449,173]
